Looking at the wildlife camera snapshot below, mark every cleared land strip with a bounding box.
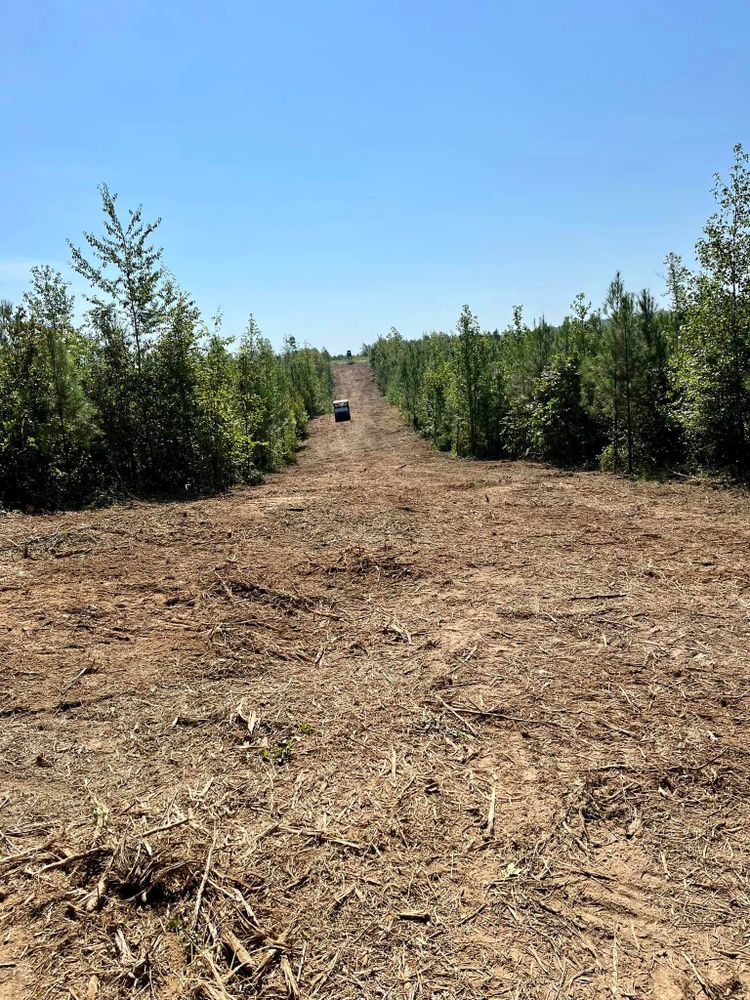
[1,361,749,999]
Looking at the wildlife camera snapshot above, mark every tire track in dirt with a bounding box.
[1,361,749,998]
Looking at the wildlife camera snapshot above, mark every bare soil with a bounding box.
[1,361,749,999]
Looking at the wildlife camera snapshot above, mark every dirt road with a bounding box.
[2,361,749,998]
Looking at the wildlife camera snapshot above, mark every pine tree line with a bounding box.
[367,145,750,479]
[0,186,333,509]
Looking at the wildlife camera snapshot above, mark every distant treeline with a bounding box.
[0,186,333,509]
[367,145,750,479]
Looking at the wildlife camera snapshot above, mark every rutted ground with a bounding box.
[1,361,749,999]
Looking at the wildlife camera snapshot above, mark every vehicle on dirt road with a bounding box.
[333,398,351,422]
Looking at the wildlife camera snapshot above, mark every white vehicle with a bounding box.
[333,398,351,422]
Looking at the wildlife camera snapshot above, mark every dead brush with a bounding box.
[302,544,415,581]
[1,816,293,998]
[208,571,316,611]
[0,527,100,562]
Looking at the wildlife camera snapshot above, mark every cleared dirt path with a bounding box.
[1,361,750,998]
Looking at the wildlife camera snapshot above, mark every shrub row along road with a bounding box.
[1,361,749,999]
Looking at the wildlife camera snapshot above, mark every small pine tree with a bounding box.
[451,305,487,456]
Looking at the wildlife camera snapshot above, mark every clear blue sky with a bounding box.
[1,1,748,353]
